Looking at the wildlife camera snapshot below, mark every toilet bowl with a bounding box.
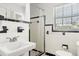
[55,50,73,56]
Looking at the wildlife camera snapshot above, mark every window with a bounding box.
[56,6,63,18]
[63,18,71,25]
[56,18,62,26]
[55,4,79,31]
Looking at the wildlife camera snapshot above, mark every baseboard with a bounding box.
[36,52,44,56]
[32,49,43,53]
[32,49,44,56]
[31,49,56,56]
[45,52,56,56]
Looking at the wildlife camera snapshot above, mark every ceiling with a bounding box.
[0,3,26,8]
[30,3,67,9]
[14,3,26,8]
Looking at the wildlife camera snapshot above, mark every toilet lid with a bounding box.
[56,50,72,56]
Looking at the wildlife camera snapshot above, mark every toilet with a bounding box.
[55,50,73,56]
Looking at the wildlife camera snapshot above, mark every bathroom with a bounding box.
[30,3,79,56]
[0,2,79,56]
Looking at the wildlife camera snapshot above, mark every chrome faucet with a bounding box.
[6,37,12,42]
[6,36,19,42]
[13,36,19,41]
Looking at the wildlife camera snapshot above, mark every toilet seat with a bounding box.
[56,50,73,56]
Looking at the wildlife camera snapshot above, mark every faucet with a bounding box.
[6,36,19,42]
[13,36,19,41]
[6,37,12,42]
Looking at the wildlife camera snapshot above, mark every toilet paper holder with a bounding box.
[62,44,68,50]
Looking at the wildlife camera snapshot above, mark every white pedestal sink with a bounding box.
[0,41,36,56]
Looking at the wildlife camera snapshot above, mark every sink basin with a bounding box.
[0,41,36,56]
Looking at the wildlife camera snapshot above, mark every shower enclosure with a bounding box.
[29,16,45,56]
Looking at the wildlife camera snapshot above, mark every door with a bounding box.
[30,16,44,52]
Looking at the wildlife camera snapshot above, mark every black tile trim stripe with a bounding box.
[33,49,44,56]
[45,24,79,33]
[45,24,53,32]
[36,52,44,56]
[0,15,31,24]
[45,52,56,56]
[32,49,43,53]
[45,24,53,26]
[30,16,39,19]
[0,18,32,24]
[52,30,79,33]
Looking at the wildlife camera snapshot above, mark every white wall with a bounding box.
[31,3,79,56]
[25,3,30,21]
[0,3,25,15]
[30,3,44,17]
[45,26,79,55]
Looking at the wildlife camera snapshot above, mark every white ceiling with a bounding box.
[30,3,67,9]
[0,3,67,9]
[14,3,26,7]
[0,3,26,8]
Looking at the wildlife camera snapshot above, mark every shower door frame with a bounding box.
[29,15,46,56]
